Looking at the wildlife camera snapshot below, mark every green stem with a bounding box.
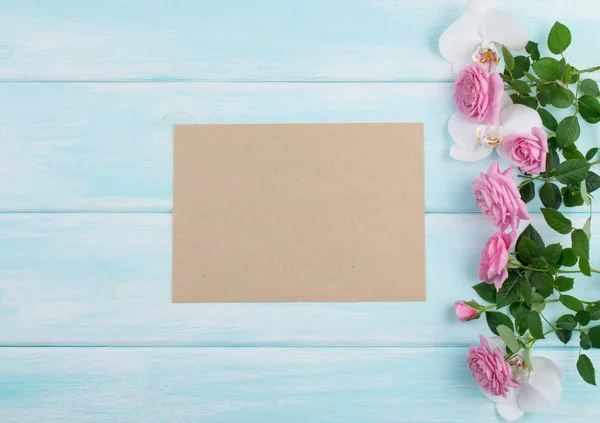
[558,268,600,274]
[578,65,600,74]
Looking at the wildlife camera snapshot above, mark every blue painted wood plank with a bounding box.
[1,213,599,346]
[1,82,598,212]
[0,346,597,422]
[1,0,600,81]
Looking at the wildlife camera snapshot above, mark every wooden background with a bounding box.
[2,1,600,421]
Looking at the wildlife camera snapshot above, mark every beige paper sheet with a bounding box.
[172,123,425,302]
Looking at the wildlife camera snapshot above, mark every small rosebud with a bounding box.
[455,300,481,322]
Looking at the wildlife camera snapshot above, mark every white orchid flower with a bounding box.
[479,337,563,421]
[439,0,529,73]
[449,100,543,162]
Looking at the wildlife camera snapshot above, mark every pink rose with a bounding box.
[479,231,517,290]
[455,301,480,322]
[473,162,531,232]
[468,335,520,398]
[503,127,549,175]
[454,63,504,124]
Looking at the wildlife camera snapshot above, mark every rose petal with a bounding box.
[487,73,504,124]
[439,16,482,72]
[496,401,525,421]
[500,104,543,135]
[480,11,529,51]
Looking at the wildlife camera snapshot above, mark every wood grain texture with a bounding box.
[2,0,600,81]
[2,213,599,347]
[0,346,598,423]
[2,82,599,212]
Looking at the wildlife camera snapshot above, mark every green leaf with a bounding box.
[578,95,600,124]
[556,329,572,344]
[581,332,593,350]
[577,354,596,385]
[502,45,515,72]
[530,272,554,298]
[526,41,540,60]
[509,79,531,95]
[580,79,600,97]
[589,305,600,321]
[497,324,520,352]
[548,150,560,171]
[560,248,578,267]
[581,180,591,206]
[560,294,584,312]
[519,278,533,308]
[576,311,591,326]
[580,257,591,276]
[486,311,515,335]
[539,182,556,209]
[473,282,497,303]
[518,225,545,251]
[572,229,590,260]
[558,58,567,76]
[532,292,546,312]
[544,243,562,264]
[583,219,592,242]
[554,159,591,185]
[555,116,581,148]
[546,84,574,109]
[554,276,575,292]
[528,311,545,339]
[589,326,600,347]
[548,21,572,54]
[496,274,521,309]
[563,187,585,207]
[517,236,541,264]
[512,56,531,79]
[532,57,562,81]
[541,208,573,234]
[586,171,600,193]
[538,108,558,131]
[520,96,539,110]
[563,144,586,161]
[510,302,531,321]
[519,181,535,203]
[586,147,599,161]
[557,314,578,330]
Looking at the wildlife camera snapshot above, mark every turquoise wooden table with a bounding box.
[2,1,600,421]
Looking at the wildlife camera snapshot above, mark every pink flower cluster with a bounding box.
[473,162,530,290]
[454,63,503,124]
[468,335,521,397]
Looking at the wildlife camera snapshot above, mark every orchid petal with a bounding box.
[483,383,519,404]
[496,142,512,165]
[500,93,514,111]
[481,11,529,51]
[439,16,482,72]
[496,401,525,421]
[449,112,479,147]
[500,104,543,135]
[517,357,563,413]
[450,145,493,162]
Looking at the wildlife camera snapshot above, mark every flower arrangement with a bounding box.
[441,0,600,420]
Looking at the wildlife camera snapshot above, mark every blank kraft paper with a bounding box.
[172,123,425,302]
